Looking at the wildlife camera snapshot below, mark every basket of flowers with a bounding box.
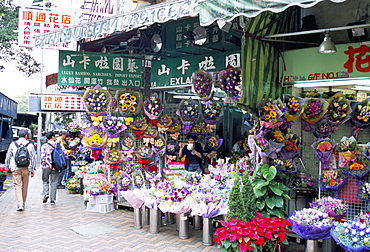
[191,69,214,100]
[66,177,81,194]
[218,66,242,102]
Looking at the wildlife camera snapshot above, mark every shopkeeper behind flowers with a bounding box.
[179,133,215,174]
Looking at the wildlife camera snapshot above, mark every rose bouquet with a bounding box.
[204,135,223,152]
[309,196,348,221]
[288,208,333,240]
[326,92,351,132]
[331,212,370,252]
[258,99,284,129]
[301,98,329,131]
[218,67,242,102]
[103,148,124,165]
[345,160,369,179]
[313,121,331,139]
[336,136,357,168]
[270,158,297,174]
[358,180,370,201]
[320,169,347,193]
[143,92,163,121]
[350,98,370,137]
[145,165,161,184]
[191,69,214,100]
[311,138,336,170]
[192,120,208,135]
[81,125,108,149]
[115,88,143,117]
[282,94,304,122]
[201,100,222,125]
[176,99,201,134]
[214,213,291,252]
[83,84,112,125]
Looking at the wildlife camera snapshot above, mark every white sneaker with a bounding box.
[17,206,24,211]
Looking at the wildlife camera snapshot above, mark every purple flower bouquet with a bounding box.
[83,84,112,118]
[313,121,331,139]
[311,138,336,170]
[143,92,163,120]
[326,92,351,132]
[201,100,222,125]
[309,196,348,221]
[350,98,370,137]
[358,180,370,201]
[176,99,201,134]
[219,67,242,102]
[301,98,329,131]
[191,69,214,100]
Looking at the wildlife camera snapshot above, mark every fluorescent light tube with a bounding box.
[351,86,370,91]
[294,77,370,88]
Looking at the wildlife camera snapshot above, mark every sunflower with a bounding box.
[130,95,137,101]
[129,106,136,112]
[120,94,126,100]
[121,105,128,111]
[125,100,132,106]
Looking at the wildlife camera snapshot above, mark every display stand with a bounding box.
[178,213,189,239]
[149,208,160,234]
[193,216,202,230]
[202,217,214,246]
[141,205,150,225]
[305,240,318,252]
[134,207,142,229]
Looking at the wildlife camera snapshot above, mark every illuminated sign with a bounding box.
[41,95,86,111]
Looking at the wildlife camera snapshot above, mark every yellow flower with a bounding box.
[129,106,136,112]
[269,105,276,111]
[88,134,102,145]
[125,100,132,106]
[269,110,277,118]
[120,94,126,100]
[130,96,137,101]
[263,105,270,111]
[122,105,128,111]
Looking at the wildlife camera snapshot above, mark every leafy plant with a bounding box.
[251,164,290,219]
[226,175,247,221]
[241,172,257,222]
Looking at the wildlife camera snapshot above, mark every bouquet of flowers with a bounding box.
[201,100,222,125]
[282,94,304,122]
[235,156,255,176]
[191,187,229,218]
[301,98,329,131]
[313,121,331,139]
[136,144,153,159]
[165,140,179,164]
[254,135,271,158]
[218,67,242,102]
[362,143,370,162]
[102,116,126,138]
[204,135,223,152]
[143,124,158,140]
[115,88,143,117]
[103,148,124,165]
[81,125,108,149]
[143,92,163,120]
[176,99,201,134]
[75,147,92,161]
[331,212,370,252]
[65,177,81,193]
[121,133,136,160]
[309,196,348,221]
[279,133,300,160]
[258,99,284,129]
[326,92,351,132]
[85,178,112,196]
[69,138,81,150]
[157,114,172,133]
[270,158,297,173]
[167,117,182,139]
[336,136,357,168]
[311,138,336,170]
[118,173,132,191]
[83,85,112,125]
[192,120,208,135]
[120,161,134,175]
[130,116,148,139]
[350,98,370,137]
[345,160,369,179]
[191,69,214,100]
[214,213,291,252]
[358,180,370,201]
[289,208,333,240]
[132,170,145,189]
[145,165,161,184]
[268,128,285,159]
[320,169,347,193]
[65,121,83,133]
[152,135,166,157]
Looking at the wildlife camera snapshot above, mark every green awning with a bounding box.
[199,0,346,26]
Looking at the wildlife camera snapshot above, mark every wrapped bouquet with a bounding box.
[279,132,300,160]
[336,136,357,168]
[143,92,163,122]
[81,125,108,149]
[282,94,304,122]
[358,180,370,201]
[313,121,331,139]
[258,99,284,129]
[130,116,148,139]
[345,160,369,179]
[270,158,296,174]
[83,85,112,126]
[301,98,329,131]
[192,120,208,135]
[176,99,201,134]
[115,88,143,118]
[204,135,223,152]
[191,69,214,100]
[309,196,348,221]
[157,114,172,133]
[311,138,336,170]
[326,92,351,132]
[201,100,222,126]
[103,148,124,165]
[350,98,370,137]
[320,169,347,193]
[102,116,126,147]
[218,67,242,102]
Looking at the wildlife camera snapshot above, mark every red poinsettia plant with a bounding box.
[214,212,290,252]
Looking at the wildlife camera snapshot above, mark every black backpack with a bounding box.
[14,141,31,167]
[48,143,67,170]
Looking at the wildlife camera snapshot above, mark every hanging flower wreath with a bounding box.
[115,88,143,118]
[176,99,201,134]
[143,92,163,121]
[219,66,242,102]
[191,69,214,100]
[83,84,112,126]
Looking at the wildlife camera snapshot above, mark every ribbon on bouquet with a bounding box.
[138,158,151,168]
[133,130,145,139]
[206,124,216,133]
[166,155,177,164]
[123,149,134,159]
[110,163,121,170]
[91,149,103,160]
[158,127,168,134]
[123,117,134,125]
[169,132,180,140]
[90,116,103,126]
[149,119,161,126]
[143,137,155,145]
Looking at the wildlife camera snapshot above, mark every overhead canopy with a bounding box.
[199,0,346,26]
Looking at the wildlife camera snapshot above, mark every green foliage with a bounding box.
[241,173,257,222]
[226,175,246,221]
[0,1,40,76]
[251,164,290,219]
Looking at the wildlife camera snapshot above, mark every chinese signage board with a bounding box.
[151,51,240,88]
[34,0,199,48]
[58,51,143,88]
[18,8,74,49]
[41,95,86,111]
[282,43,370,82]
[164,17,242,54]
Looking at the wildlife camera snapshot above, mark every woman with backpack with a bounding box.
[5,129,37,211]
[40,131,68,205]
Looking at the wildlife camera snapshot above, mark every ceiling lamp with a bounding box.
[217,20,232,32]
[294,77,370,88]
[347,21,368,42]
[193,27,207,45]
[150,34,162,52]
[318,33,336,54]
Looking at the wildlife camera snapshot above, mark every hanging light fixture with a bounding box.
[318,33,336,54]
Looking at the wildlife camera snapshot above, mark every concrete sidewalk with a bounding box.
[0,169,220,252]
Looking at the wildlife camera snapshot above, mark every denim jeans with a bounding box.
[188,164,202,174]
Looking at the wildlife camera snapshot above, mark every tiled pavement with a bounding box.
[0,169,221,252]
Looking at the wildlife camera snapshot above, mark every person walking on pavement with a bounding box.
[5,129,37,211]
[56,130,69,189]
[40,131,68,205]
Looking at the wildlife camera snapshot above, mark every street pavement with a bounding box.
[0,168,220,252]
